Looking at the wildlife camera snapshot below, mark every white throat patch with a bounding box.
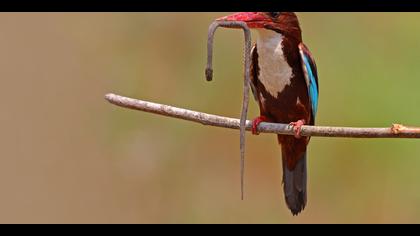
[256,29,293,98]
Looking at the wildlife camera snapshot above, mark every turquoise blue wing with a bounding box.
[298,43,319,120]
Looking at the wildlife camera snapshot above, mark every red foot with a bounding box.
[289,119,306,138]
[251,116,267,135]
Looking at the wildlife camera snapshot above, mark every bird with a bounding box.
[217,12,319,215]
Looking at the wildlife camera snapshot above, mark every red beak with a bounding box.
[216,12,268,28]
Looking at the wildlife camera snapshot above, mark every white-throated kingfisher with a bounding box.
[217,12,319,215]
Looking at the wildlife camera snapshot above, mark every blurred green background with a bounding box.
[2,13,420,223]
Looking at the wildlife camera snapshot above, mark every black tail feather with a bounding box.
[283,152,307,215]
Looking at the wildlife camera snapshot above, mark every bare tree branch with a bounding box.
[105,93,420,139]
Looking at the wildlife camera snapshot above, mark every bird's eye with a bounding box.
[268,12,281,18]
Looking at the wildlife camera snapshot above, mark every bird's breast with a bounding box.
[256,32,294,98]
